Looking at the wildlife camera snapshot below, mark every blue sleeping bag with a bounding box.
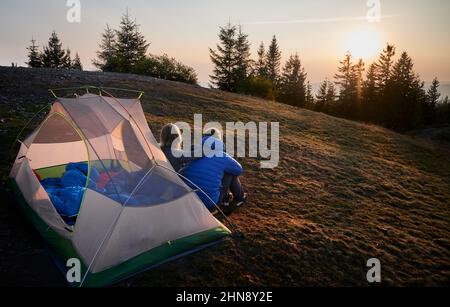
[43,186,85,217]
[42,162,168,217]
[41,162,100,218]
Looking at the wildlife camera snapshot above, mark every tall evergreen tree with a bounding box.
[353,58,365,119]
[255,42,267,78]
[334,53,354,97]
[423,77,440,124]
[278,53,307,107]
[233,26,252,90]
[362,63,379,121]
[63,48,72,68]
[72,53,83,70]
[26,37,42,68]
[42,31,67,68]
[385,51,425,130]
[209,23,237,91]
[315,79,336,114]
[375,44,396,91]
[114,11,149,72]
[354,59,365,100]
[265,35,282,86]
[326,80,337,112]
[426,78,441,107]
[306,81,314,107]
[93,24,117,71]
[315,80,329,112]
[334,52,359,118]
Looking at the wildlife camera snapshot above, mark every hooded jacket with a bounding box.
[179,137,243,209]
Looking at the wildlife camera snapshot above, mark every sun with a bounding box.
[341,28,383,60]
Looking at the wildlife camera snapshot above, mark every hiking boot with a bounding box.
[222,192,233,207]
[234,193,248,208]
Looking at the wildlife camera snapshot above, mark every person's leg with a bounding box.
[219,173,245,204]
[229,175,245,202]
[218,173,233,205]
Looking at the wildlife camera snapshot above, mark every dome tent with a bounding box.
[8,86,231,287]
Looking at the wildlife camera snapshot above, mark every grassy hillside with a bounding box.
[0,67,449,286]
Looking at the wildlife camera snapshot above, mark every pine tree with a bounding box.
[375,44,396,91]
[42,31,67,68]
[115,11,149,72]
[63,48,72,68]
[334,53,354,96]
[315,80,329,112]
[370,44,396,124]
[423,77,440,124]
[306,81,314,107]
[72,53,83,70]
[385,51,425,130]
[26,37,42,68]
[256,42,267,78]
[362,63,379,121]
[278,53,307,107]
[427,78,441,107]
[315,79,336,114]
[266,35,282,86]
[326,80,337,113]
[209,23,237,91]
[354,59,365,101]
[93,24,117,71]
[353,58,365,119]
[334,52,358,118]
[233,26,252,90]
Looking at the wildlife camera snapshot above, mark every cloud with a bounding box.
[242,14,401,25]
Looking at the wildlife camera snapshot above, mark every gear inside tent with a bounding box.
[8,87,231,287]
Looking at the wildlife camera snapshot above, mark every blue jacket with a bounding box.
[180,137,243,209]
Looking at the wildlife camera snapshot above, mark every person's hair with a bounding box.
[160,124,182,149]
[203,127,222,141]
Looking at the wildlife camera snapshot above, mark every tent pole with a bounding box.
[158,164,242,236]
[100,88,156,161]
[8,103,51,160]
[49,86,144,99]
[49,89,57,99]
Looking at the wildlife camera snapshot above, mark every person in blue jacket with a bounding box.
[160,125,246,212]
[181,128,246,212]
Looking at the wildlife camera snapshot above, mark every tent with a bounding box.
[8,87,231,287]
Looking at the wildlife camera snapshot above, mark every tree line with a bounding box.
[26,32,82,70]
[210,23,449,132]
[93,11,197,84]
[26,11,197,85]
[322,45,449,131]
[209,23,311,106]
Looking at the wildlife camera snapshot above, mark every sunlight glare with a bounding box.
[341,28,383,60]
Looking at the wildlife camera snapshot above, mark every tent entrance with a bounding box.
[27,113,90,226]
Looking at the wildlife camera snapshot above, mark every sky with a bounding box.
[1,0,449,87]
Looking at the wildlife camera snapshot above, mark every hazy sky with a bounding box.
[1,0,449,86]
